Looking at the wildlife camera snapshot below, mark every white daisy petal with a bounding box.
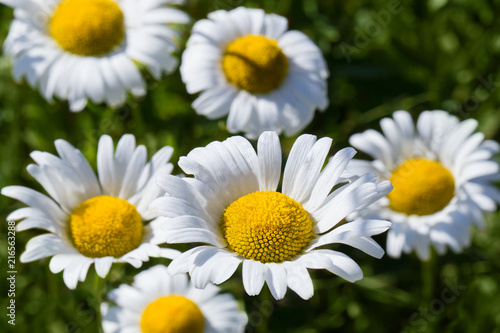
[386,226,406,258]
[308,220,391,251]
[284,263,314,300]
[265,263,288,300]
[305,147,357,212]
[242,260,268,296]
[299,250,363,282]
[181,6,328,138]
[3,134,175,289]
[348,110,499,259]
[2,0,187,110]
[103,266,247,333]
[257,131,282,191]
[95,257,115,278]
[314,174,382,233]
[192,86,238,119]
[155,132,390,299]
[282,134,317,196]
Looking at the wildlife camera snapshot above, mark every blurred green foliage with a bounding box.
[1,0,500,332]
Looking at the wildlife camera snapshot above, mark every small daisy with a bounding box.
[2,134,179,289]
[180,7,329,139]
[102,265,248,333]
[346,110,500,260]
[1,0,189,111]
[150,131,392,300]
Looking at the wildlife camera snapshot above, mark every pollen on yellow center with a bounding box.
[140,295,205,333]
[221,35,289,94]
[69,195,143,258]
[388,158,455,216]
[221,191,314,263]
[50,0,125,56]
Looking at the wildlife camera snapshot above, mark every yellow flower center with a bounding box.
[50,0,125,56]
[140,295,205,333]
[69,196,143,258]
[221,191,314,263]
[221,35,289,94]
[388,158,455,216]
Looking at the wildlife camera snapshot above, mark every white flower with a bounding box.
[180,7,329,139]
[2,134,179,289]
[102,265,248,333]
[346,110,500,260]
[150,131,391,300]
[1,0,189,111]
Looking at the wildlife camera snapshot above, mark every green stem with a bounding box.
[93,273,105,333]
[255,287,274,333]
[421,252,436,301]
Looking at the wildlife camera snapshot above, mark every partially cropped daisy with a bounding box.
[2,135,179,289]
[1,0,189,111]
[180,7,329,139]
[347,110,500,260]
[102,265,248,333]
[150,131,391,300]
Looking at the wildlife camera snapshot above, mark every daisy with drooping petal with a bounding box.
[2,134,179,289]
[150,131,392,300]
[102,265,248,333]
[180,7,329,139]
[346,110,500,260]
[1,0,190,111]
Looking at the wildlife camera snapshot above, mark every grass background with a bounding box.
[1,0,500,332]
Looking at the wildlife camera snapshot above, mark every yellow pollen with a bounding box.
[69,195,143,258]
[50,0,125,56]
[388,158,455,216]
[221,191,314,263]
[140,295,205,333]
[221,35,289,94]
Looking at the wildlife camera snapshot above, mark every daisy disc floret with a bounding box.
[50,0,125,56]
[1,0,190,111]
[2,134,179,289]
[151,131,392,300]
[101,266,248,333]
[346,110,500,260]
[181,7,329,139]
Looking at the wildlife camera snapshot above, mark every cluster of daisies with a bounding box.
[1,1,499,332]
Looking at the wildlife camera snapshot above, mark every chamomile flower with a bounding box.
[2,134,179,289]
[346,110,500,260]
[1,0,189,111]
[102,265,248,333]
[180,7,329,139]
[150,131,392,300]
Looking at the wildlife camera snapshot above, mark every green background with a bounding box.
[1,0,500,332]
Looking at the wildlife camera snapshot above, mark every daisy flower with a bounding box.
[102,265,248,333]
[150,131,392,300]
[2,134,179,289]
[180,7,329,139]
[346,110,500,260]
[1,0,189,111]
